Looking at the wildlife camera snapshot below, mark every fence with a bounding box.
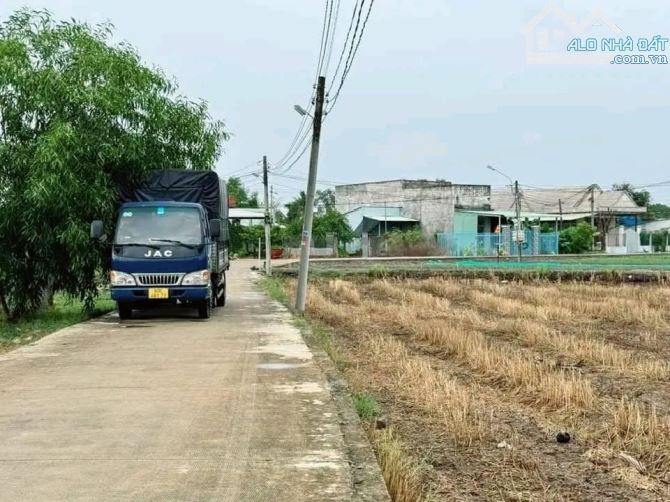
[436,230,559,257]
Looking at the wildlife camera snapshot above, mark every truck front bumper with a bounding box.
[111,286,209,304]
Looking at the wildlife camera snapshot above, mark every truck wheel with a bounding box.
[216,272,226,307]
[118,302,132,320]
[197,299,211,319]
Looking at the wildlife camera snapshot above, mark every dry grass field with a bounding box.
[281,276,670,501]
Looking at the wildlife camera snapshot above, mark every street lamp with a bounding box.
[487,164,513,187]
[294,105,312,118]
[487,164,522,262]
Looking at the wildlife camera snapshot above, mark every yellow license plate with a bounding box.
[148,288,169,299]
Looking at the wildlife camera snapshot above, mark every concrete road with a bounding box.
[0,262,387,501]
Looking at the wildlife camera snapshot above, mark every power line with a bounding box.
[327,0,376,112]
[272,0,338,173]
[317,0,341,77]
[632,180,670,189]
[272,123,313,175]
[269,173,483,207]
[226,160,262,177]
[271,0,376,175]
[327,0,360,91]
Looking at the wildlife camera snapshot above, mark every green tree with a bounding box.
[559,223,597,254]
[612,183,650,208]
[0,10,227,318]
[226,176,259,208]
[313,209,354,244]
[229,224,264,257]
[316,189,335,211]
[281,192,353,247]
[284,191,306,223]
[647,203,670,221]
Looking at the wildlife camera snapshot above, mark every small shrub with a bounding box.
[354,393,381,419]
[383,228,439,256]
[559,222,597,254]
[368,265,390,278]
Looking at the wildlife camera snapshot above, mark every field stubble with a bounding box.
[292,275,670,500]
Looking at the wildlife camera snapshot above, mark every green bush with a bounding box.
[559,223,596,254]
[383,228,438,256]
[353,393,381,419]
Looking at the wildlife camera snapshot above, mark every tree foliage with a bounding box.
[226,176,259,208]
[612,183,650,208]
[647,203,670,221]
[315,189,335,211]
[279,191,353,247]
[0,10,227,318]
[559,223,596,254]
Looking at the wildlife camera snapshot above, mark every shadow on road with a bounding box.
[110,306,206,322]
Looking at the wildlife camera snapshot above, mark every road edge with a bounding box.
[299,323,391,501]
[255,274,391,501]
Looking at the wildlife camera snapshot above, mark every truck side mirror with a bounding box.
[209,219,221,239]
[90,220,105,240]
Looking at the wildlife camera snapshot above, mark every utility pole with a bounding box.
[558,199,563,231]
[263,155,271,276]
[589,185,596,251]
[515,180,522,262]
[295,76,326,314]
[270,186,275,224]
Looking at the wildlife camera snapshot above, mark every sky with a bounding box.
[2,0,669,205]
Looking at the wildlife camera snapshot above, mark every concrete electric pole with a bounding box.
[515,180,522,262]
[263,155,271,276]
[295,76,326,314]
[486,165,523,262]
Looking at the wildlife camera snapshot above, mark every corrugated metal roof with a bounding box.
[362,215,419,223]
[229,208,265,219]
[640,219,670,232]
[355,215,419,235]
[490,187,645,215]
[457,209,591,222]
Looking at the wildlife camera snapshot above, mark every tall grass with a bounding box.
[366,334,489,446]
[416,321,595,410]
[495,319,670,380]
[373,429,424,502]
[608,397,670,475]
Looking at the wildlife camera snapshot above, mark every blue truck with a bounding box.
[91,170,229,319]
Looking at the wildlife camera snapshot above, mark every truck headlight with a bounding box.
[182,270,210,286]
[110,271,136,286]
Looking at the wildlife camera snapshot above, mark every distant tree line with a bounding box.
[225,178,353,257]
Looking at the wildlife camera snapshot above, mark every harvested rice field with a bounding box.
[277,276,670,501]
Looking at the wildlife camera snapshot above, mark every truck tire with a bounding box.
[216,272,226,307]
[118,302,132,320]
[197,299,211,319]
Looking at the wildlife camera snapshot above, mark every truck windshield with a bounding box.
[115,206,203,246]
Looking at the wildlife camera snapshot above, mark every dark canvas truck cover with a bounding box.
[117,170,229,241]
